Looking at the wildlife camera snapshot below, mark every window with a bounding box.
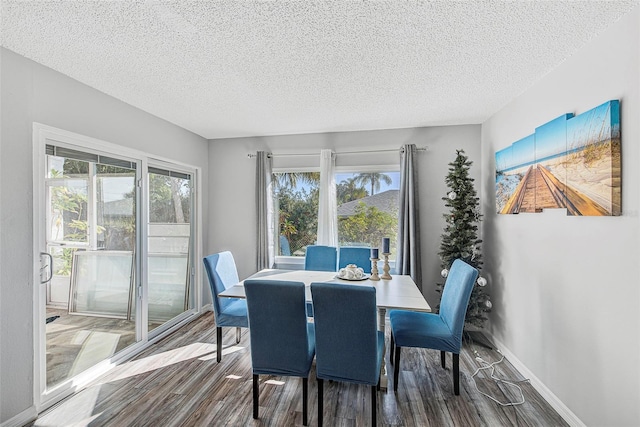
[273,171,320,257]
[273,169,399,258]
[336,171,400,255]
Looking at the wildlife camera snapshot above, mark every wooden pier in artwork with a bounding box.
[500,165,608,216]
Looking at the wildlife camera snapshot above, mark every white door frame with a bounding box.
[32,123,203,412]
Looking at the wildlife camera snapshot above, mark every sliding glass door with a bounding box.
[43,145,139,389]
[147,166,194,334]
[35,125,199,410]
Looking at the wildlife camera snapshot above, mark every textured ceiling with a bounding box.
[1,1,638,140]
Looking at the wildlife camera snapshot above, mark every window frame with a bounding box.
[272,163,400,269]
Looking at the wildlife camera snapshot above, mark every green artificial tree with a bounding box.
[437,149,492,342]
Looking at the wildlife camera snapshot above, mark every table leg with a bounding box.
[378,307,388,390]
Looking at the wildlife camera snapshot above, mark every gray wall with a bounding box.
[0,48,209,423]
[481,8,639,426]
[207,125,480,307]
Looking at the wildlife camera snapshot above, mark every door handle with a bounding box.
[40,252,53,284]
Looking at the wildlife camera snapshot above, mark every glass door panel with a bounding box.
[45,171,89,308]
[147,168,193,332]
[44,148,138,389]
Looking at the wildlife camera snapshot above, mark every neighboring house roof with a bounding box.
[337,190,398,217]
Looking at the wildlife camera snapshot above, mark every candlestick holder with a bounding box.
[370,258,380,281]
[381,253,392,280]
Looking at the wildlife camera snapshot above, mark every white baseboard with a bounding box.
[1,406,37,427]
[489,335,586,427]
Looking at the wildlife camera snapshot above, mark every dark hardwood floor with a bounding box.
[31,312,568,426]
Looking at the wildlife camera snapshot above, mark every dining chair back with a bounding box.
[304,245,337,272]
[440,260,478,342]
[280,235,291,256]
[311,282,383,426]
[389,258,478,395]
[245,279,316,426]
[338,246,372,273]
[203,251,248,362]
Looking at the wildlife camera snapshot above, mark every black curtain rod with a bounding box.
[247,146,427,158]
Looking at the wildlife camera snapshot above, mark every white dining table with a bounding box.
[218,268,431,389]
[219,268,431,327]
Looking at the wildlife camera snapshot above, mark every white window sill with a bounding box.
[274,256,305,270]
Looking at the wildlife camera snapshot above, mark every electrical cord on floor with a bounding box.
[471,348,530,407]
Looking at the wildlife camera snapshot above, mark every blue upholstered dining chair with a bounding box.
[280,234,291,256]
[304,245,337,272]
[244,279,316,426]
[203,251,248,363]
[310,282,384,426]
[389,259,478,395]
[338,246,373,273]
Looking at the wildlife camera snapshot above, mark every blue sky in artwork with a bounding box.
[495,100,619,174]
[567,100,620,149]
[496,134,534,172]
[535,113,573,160]
[494,145,512,172]
[512,134,535,168]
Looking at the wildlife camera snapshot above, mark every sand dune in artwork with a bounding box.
[543,139,620,214]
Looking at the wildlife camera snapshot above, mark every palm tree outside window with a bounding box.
[273,170,399,258]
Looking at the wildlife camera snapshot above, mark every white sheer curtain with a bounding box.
[256,151,274,269]
[396,144,422,286]
[317,149,338,246]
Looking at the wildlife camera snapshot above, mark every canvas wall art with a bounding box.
[495,100,621,216]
